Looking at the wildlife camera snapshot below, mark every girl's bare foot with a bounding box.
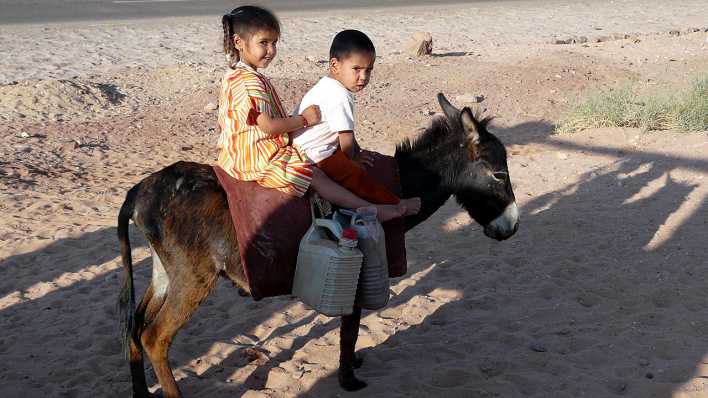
[400,198,421,216]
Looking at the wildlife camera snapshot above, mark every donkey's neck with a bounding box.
[395,147,458,232]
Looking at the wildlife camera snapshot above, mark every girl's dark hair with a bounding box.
[222,5,280,68]
[329,30,376,60]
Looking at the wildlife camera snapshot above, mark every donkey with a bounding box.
[118,93,518,397]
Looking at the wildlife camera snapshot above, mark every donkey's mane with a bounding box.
[396,111,493,156]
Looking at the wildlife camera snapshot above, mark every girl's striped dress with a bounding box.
[217,62,313,197]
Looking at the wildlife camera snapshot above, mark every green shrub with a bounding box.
[556,75,708,134]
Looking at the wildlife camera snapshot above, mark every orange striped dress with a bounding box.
[217,62,313,197]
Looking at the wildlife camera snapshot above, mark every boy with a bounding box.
[292,30,421,216]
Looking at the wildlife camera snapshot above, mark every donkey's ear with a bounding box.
[461,107,480,145]
[437,93,459,121]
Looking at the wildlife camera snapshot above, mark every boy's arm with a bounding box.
[339,131,377,167]
[338,131,357,159]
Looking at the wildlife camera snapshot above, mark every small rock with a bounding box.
[207,127,217,134]
[556,152,569,160]
[552,36,588,45]
[669,29,681,37]
[61,140,80,152]
[455,94,484,103]
[611,33,631,40]
[18,132,30,138]
[404,31,433,57]
[240,348,268,365]
[15,144,31,153]
[529,342,547,352]
[685,27,700,33]
[204,102,218,112]
[576,294,598,307]
[639,358,650,367]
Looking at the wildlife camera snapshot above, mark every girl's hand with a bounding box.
[301,105,321,127]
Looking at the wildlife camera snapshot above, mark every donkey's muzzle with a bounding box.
[484,202,519,241]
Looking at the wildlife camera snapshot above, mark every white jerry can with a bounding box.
[292,218,363,316]
[335,208,390,310]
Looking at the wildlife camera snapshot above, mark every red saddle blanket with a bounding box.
[213,155,407,301]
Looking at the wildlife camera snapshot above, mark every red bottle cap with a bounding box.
[342,228,358,240]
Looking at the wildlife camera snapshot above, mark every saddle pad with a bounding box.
[213,154,407,300]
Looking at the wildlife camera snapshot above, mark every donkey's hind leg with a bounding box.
[129,283,153,398]
[140,269,218,398]
[129,283,167,398]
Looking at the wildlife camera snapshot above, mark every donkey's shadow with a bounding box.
[298,130,708,397]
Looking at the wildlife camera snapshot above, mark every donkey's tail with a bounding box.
[118,184,139,358]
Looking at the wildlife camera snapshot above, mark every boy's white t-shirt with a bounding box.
[292,76,354,163]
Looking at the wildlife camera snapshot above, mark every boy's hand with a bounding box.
[301,105,321,127]
[355,149,377,167]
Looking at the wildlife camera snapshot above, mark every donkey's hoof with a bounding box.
[339,373,367,391]
[353,354,364,369]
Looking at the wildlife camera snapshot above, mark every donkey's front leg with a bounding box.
[338,305,367,391]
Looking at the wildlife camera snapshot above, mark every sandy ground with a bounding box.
[1,0,708,397]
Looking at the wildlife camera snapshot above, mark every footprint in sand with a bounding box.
[478,357,508,378]
[95,339,121,356]
[505,373,541,396]
[429,368,472,388]
[570,345,609,368]
[649,289,675,308]
[576,292,602,308]
[463,295,497,311]
[605,378,629,395]
[264,367,294,390]
[651,339,680,361]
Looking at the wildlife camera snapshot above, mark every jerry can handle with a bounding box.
[314,218,344,239]
[336,208,359,226]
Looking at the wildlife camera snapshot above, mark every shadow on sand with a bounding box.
[1,121,706,398]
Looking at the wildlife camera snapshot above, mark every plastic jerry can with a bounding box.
[292,218,363,316]
[335,208,390,310]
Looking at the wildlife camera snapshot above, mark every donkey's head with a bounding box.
[396,93,518,240]
[437,93,518,240]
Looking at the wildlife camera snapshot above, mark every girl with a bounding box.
[218,5,410,221]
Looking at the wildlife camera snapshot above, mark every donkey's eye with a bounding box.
[492,171,508,182]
